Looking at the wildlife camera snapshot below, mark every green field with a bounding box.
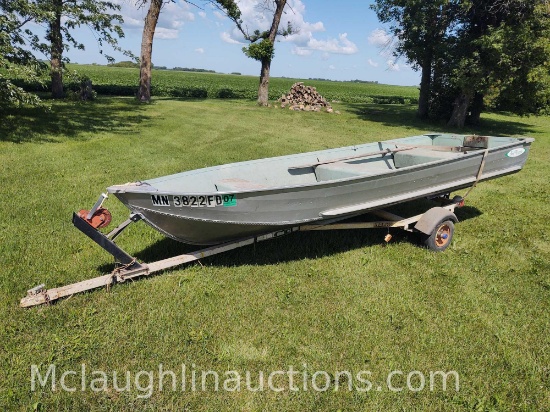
[24,64,420,104]
[1,97,549,411]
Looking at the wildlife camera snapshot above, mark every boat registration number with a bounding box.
[151,194,237,208]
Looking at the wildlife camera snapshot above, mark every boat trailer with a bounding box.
[20,194,464,308]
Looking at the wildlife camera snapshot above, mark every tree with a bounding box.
[137,1,202,102]
[137,0,163,102]
[0,0,47,110]
[445,0,548,127]
[33,0,128,98]
[371,0,460,119]
[213,0,292,106]
[372,0,550,127]
[489,4,550,115]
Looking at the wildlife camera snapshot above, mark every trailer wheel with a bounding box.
[424,220,454,252]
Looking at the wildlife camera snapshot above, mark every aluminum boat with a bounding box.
[107,133,533,245]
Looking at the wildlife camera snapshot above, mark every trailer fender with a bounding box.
[414,207,458,235]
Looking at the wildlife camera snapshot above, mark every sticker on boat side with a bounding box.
[506,148,525,158]
[222,194,237,207]
[152,194,237,208]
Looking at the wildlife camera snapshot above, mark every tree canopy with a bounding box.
[0,0,129,104]
[372,0,550,127]
[0,0,47,109]
[37,0,129,98]
[371,0,460,119]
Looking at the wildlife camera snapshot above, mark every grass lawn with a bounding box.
[1,98,549,411]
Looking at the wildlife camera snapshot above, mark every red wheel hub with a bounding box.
[435,224,451,248]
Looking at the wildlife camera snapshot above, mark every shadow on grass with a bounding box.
[0,97,150,143]
[132,230,399,268]
[344,103,538,136]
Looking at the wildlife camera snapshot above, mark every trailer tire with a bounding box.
[423,220,454,252]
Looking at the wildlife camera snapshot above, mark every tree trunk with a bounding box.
[467,92,484,125]
[256,0,286,106]
[417,58,432,119]
[447,91,473,128]
[257,58,271,106]
[137,0,162,102]
[49,0,64,99]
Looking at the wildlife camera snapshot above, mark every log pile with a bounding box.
[279,82,333,112]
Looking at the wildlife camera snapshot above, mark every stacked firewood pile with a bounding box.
[279,82,333,112]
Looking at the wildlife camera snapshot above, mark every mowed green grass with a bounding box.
[0,98,549,411]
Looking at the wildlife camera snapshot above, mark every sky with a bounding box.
[64,0,421,87]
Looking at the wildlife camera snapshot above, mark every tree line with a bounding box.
[2,0,550,127]
[372,0,550,126]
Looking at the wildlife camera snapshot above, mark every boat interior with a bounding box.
[142,134,522,193]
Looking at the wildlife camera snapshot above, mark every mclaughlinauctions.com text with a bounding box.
[31,364,459,399]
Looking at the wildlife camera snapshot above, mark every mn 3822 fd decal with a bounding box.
[151,194,237,208]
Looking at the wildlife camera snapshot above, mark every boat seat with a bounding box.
[315,157,395,182]
[215,178,267,192]
[393,148,463,168]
